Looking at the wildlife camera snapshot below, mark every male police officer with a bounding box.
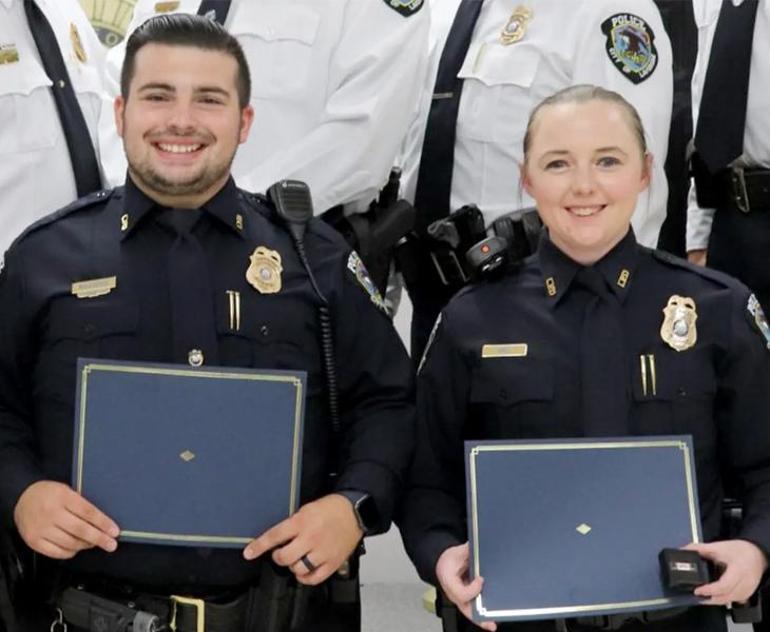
[99,0,430,215]
[0,14,414,632]
[0,0,107,256]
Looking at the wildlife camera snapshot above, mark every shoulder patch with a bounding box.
[746,294,770,351]
[8,189,114,250]
[382,0,424,17]
[347,251,389,315]
[601,13,658,84]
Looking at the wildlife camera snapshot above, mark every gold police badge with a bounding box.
[500,6,533,45]
[660,295,698,352]
[70,23,87,63]
[246,247,282,294]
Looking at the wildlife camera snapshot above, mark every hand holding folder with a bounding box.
[13,480,119,559]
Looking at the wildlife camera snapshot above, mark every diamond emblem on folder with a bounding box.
[576,523,592,535]
[180,450,196,462]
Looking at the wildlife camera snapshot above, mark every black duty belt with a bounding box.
[554,606,689,631]
[693,158,770,213]
[57,586,249,632]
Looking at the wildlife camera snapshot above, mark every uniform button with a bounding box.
[83,323,96,336]
[499,388,509,400]
[260,325,270,337]
[677,387,687,397]
[188,349,204,367]
[57,79,66,89]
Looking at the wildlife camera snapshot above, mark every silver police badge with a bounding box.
[246,246,282,294]
[660,295,698,352]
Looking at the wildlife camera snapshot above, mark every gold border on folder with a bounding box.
[76,362,304,546]
[482,344,528,359]
[71,276,117,299]
[468,439,700,619]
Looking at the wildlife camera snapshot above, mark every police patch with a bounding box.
[383,0,424,17]
[601,14,658,85]
[747,294,770,350]
[347,251,389,315]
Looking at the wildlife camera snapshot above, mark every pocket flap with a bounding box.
[470,357,553,405]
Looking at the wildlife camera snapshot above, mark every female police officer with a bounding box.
[397,85,770,632]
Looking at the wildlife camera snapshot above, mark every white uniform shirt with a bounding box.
[0,0,106,257]
[400,0,673,248]
[100,0,430,214]
[686,0,770,251]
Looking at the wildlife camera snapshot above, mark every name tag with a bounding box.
[481,343,528,358]
[71,276,117,299]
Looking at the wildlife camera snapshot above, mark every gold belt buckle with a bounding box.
[170,595,205,632]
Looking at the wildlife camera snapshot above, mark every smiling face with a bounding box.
[522,99,651,265]
[115,43,253,208]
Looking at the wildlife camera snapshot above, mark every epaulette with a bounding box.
[8,189,114,250]
[650,248,734,289]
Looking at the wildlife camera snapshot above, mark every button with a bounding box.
[83,323,96,336]
[57,79,66,89]
[499,388,509,400]
[188,349,204,367]
[260,325,270,337]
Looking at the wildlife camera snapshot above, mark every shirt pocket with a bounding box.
[216,294,323,393]
[457,42,540,143]
[468,357,555,439]
[0,51,56,155]
[630,350,717,452]
[229,2,320,101]
[36,299,139,404]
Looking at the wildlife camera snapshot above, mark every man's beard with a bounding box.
[127,152,234,200]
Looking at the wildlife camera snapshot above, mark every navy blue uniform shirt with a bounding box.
[0,177,414,591]
[398,230,770,589]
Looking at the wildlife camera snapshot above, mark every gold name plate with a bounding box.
[481,343,528,358]
[71,276,117,299]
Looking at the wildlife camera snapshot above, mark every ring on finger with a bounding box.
[299,553,317,573]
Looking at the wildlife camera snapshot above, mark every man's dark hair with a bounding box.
[121,13,251,108]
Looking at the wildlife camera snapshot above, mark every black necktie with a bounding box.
[160,210,220,367]
[24,0,102,198]
[694,0,759,174]
[414,0,484,233]
[197,0,233,25]
[575,268,628,436]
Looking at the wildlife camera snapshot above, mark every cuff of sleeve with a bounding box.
[414,529,463,587]
[334,461,399,535]
[0,464,43,529]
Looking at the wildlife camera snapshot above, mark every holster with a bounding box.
[0,530,32,632]
[322,169,415,296]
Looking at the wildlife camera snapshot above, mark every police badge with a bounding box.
[500,6,533,45]
[660,295,697,352]
[246,247,283,294]
[601,14,658,85]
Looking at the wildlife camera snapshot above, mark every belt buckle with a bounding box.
[170,595,205,632]
[731,165,751,213]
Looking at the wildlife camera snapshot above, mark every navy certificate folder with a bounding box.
[466,437,703,622]
[72,358,305,548]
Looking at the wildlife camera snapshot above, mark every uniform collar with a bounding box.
[120,175,246,241]
[538,229,640,306]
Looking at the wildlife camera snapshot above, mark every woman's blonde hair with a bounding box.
[522,84,648,164]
